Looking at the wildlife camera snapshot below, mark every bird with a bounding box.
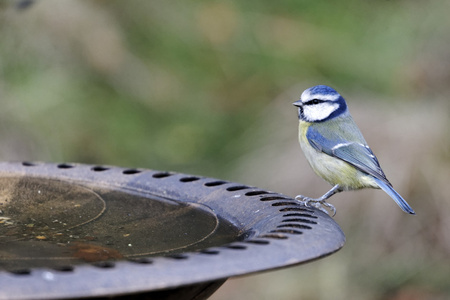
[293,85,415,216]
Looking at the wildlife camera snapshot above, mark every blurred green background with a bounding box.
[1,1,449,299]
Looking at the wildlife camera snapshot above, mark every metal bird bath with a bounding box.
[0,162,345,299]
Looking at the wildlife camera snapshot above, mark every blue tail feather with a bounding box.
[373,178,415,215]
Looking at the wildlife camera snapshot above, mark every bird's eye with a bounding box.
[308,99,322,105]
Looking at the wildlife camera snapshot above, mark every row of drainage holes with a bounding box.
[7,240,272,276]
[21,162,257,194]
[22,162,318,212]
[261,222,314,237]
[22,162,142,175]
[269,212,317,237]
[149,177,320,215]
[23,163,319,228]
[23,163,318,224]
[23,162,248,190]
[22,162,237,188]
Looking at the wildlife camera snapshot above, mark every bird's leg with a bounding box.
[295,184,341,216]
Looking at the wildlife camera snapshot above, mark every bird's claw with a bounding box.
[295,195,337,217]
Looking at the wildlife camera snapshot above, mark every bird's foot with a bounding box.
[295,195,337,217]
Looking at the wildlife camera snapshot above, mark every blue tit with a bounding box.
[293,85,415,216]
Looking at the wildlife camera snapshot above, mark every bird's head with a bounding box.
[293,85,348,122]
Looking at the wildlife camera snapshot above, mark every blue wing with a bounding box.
[306,125,415,215]
[306,126,390,184]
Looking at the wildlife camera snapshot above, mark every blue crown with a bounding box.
[307,85,339,97]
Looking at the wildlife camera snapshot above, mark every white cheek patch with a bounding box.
[303,102,339,122]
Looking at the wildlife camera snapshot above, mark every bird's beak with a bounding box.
[293,100,302,107]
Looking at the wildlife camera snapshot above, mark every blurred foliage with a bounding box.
[0,1,449,299]
[1,0,449,175]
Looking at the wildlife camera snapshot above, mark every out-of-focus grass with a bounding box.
[0,1,449,299]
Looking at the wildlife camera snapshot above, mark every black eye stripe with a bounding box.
[304,99,324,105]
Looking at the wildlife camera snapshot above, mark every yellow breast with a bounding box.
[298,121,378,190]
